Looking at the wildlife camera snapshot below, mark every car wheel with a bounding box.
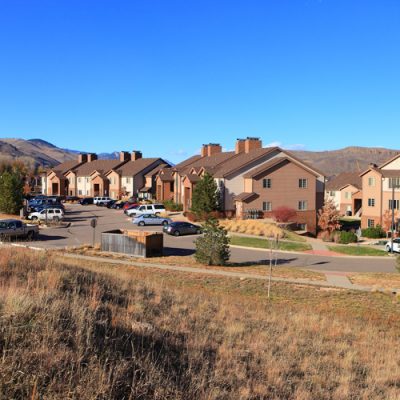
[173,230,180,236]
[155,212,161,216]
[26,231,35,240]
[53,216,60,222]
[138,221,145,226]
[162,220,168,226]
[196,229,202,234]
[31,216,38,221]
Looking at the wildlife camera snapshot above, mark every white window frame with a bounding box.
[368,177,376,187]
[298,200,307,211]
[262,201,272,211]
[299,178,308,189]
[262,178,271,188]
[368,198,375,207]
[367,219,375,228]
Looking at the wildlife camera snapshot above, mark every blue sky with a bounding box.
[0,0,399,162]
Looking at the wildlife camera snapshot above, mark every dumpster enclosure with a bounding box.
[101,230,163,257]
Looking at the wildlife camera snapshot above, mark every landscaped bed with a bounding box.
[327,245,387,256]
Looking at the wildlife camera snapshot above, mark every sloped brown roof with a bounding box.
[174,155,202,170]
[212,147,279,178]
[184,174,201,183]
[144,163,169,178]
[52,159,82,175]
[326,172,362,191]
[243,156,319,179]
[157,168,174,181]
[178,151,236,175]
[74,159,125,177]
[380,169,400,178]
[116,158,162,176]
[234,192,259,202]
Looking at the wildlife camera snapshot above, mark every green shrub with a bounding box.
[195,218,230,265]
[334,231,358,244]
[163,200,183,212]
[361,225,385,239]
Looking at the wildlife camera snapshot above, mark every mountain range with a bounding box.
[0,138,399,177]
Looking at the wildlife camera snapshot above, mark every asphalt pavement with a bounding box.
[21,204,397,273]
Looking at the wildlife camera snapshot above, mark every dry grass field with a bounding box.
[1,248,400,399]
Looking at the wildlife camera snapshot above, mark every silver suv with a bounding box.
[127,204,166,216]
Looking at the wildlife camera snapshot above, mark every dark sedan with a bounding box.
[163,221,202,236]
[79,197,94,205]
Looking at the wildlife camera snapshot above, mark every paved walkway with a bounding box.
[304,237,346,257]
[58,253,399,294]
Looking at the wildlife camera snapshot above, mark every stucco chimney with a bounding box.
[235,139,246,154]
[78,153,88,163]
[119,151,130,162]
[244,137,262,153]
[207,143,222,157]
[131,151,142,161]
[87,153,97,162]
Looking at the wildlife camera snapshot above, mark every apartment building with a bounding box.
[325,172,362,216]
[360,155,400,230]
[46,151,169,199]
[157,138,325,234]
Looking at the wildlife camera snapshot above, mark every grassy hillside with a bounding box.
[1,248,400,399]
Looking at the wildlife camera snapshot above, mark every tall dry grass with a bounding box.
[220,219,284,238]
[0,248,400,399]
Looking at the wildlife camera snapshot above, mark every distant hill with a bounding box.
[0,138,398,176]
[291,146,400,177]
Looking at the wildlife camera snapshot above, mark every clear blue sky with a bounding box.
[0,0,399,162]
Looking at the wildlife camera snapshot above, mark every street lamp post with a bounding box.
[390,178,399,253]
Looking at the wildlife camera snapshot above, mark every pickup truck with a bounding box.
[0,219,39,241]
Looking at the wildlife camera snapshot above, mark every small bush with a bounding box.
[334,231,358,244]
[361,225,385,239]
[163,200,183,212]
[272,206,297,223]
[195,218,230,265]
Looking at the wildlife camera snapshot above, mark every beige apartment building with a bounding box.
[360,155,400,230]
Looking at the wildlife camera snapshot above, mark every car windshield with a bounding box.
[0,221,8,229]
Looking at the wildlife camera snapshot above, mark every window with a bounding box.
[389,177,400,188]
[368,177,376,187]
[262,201,272,211]
[298,200,307,210]
[344,191,351,200]
[78,190,82,195]
[86,178,89,183]
[299,178,308,188]
[329,191,336,196]
[368,198,375,207]
[78,178,82,183]
[389,200,400,210]
[126,177,131,184]
[368,219,375,228]
[263,178,271,188]
[298,223,307,231]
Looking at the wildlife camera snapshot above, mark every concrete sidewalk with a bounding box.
[58,252,399,294]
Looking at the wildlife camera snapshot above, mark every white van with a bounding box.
[127,204,166,217]
[93,197,113,206]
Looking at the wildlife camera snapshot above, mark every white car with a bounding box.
[128,204,166,217]
[94,196,113,206]
[385,239,400,253]
[28,208,64,222]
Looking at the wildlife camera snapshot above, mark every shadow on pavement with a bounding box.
[163,247,196,257]
[35,234,68,241]
[228,257,299,267]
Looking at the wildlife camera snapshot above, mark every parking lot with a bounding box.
[25,203,200,256]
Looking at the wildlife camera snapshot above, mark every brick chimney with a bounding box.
[78,153,88,163]
[131,151,142,161]
[244,137,262,153]
[201,144,208,157]
[235,139,246,154]
[207,143,222,156]
[119,151,130,162]
[87,153,97,162]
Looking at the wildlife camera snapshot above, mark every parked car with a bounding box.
[65,196,80,202]
[0,219,39,240]
[79,197,94,205]
[128,204,166,217]
[123,202,139,211]
[94,196,113,206]
[111,201,126,209]
[31,204,65,213]
[132,214,172,226]
[28,208,64,222]
[125,205,140,216]
[106,200,117,208]
[163,221,202,236]
[385,238,400,253]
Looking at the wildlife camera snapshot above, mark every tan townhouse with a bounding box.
[157,137,325,234]
[360,155,400,230]
[105,151,169,199]
[325,172,362,216]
